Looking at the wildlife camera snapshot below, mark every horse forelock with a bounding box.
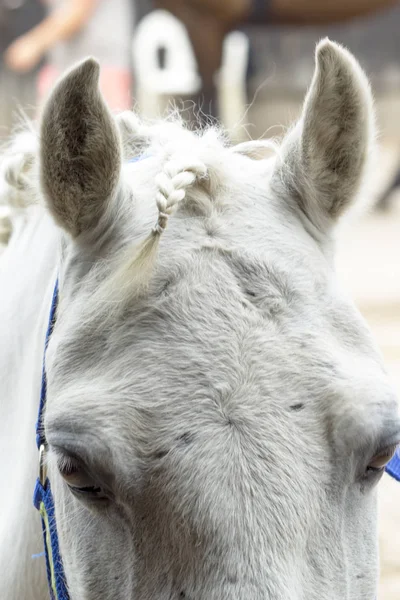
[39,114,276,316]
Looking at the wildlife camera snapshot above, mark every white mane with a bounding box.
[1,114,278,300]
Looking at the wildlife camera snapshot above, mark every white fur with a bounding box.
[1,40,399,600]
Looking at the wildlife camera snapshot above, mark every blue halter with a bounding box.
[33,277,400,600]
[386,447,400,481]
[33,279,69,600]
[32,154,150,599]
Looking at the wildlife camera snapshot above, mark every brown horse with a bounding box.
[155,0,398,117]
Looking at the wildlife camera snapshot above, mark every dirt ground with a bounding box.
[337,199,400,599]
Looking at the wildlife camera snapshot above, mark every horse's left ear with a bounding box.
[272,39,374,232]
[40,58,122,238]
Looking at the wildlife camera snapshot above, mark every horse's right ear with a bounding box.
[272,40,374,233]
[40,58,122,238]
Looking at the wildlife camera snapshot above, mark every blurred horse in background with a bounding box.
[154,0,398,118]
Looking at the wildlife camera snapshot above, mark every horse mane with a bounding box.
[0,124,38,207]
[91,112,279,311]
[0,125,38,244]
[0,112,279,303]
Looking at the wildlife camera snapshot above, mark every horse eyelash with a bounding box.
[56,454,80,477]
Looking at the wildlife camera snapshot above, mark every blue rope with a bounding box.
[35,279,59,450]
[32,155,149,598]
[33,280,69,600]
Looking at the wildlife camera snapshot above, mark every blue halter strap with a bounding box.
[386,448,400,481]
[33,280,70,600]
[32,276,400,600]
[32,154,148,599]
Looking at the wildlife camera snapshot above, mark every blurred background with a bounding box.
[1,1,400,596]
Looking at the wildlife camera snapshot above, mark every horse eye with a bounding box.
[57,456,106,499]
[58,456,79,478]
[366,444,398,473]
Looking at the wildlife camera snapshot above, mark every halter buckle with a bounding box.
[39,444,48,486]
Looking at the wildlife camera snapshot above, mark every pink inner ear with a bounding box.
[38,65,132,112]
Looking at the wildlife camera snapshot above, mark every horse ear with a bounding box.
[273,39,374,232]
[40,58,122,237]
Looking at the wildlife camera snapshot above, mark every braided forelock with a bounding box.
[91,153,208,318]
[153,156,207,235]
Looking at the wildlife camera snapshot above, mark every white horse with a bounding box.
[1,39,399,600]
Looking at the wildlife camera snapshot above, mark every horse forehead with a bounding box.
[48,265,354,415]
[46,257,396,483]
[53,233,360,380]
[47,219,383,424]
